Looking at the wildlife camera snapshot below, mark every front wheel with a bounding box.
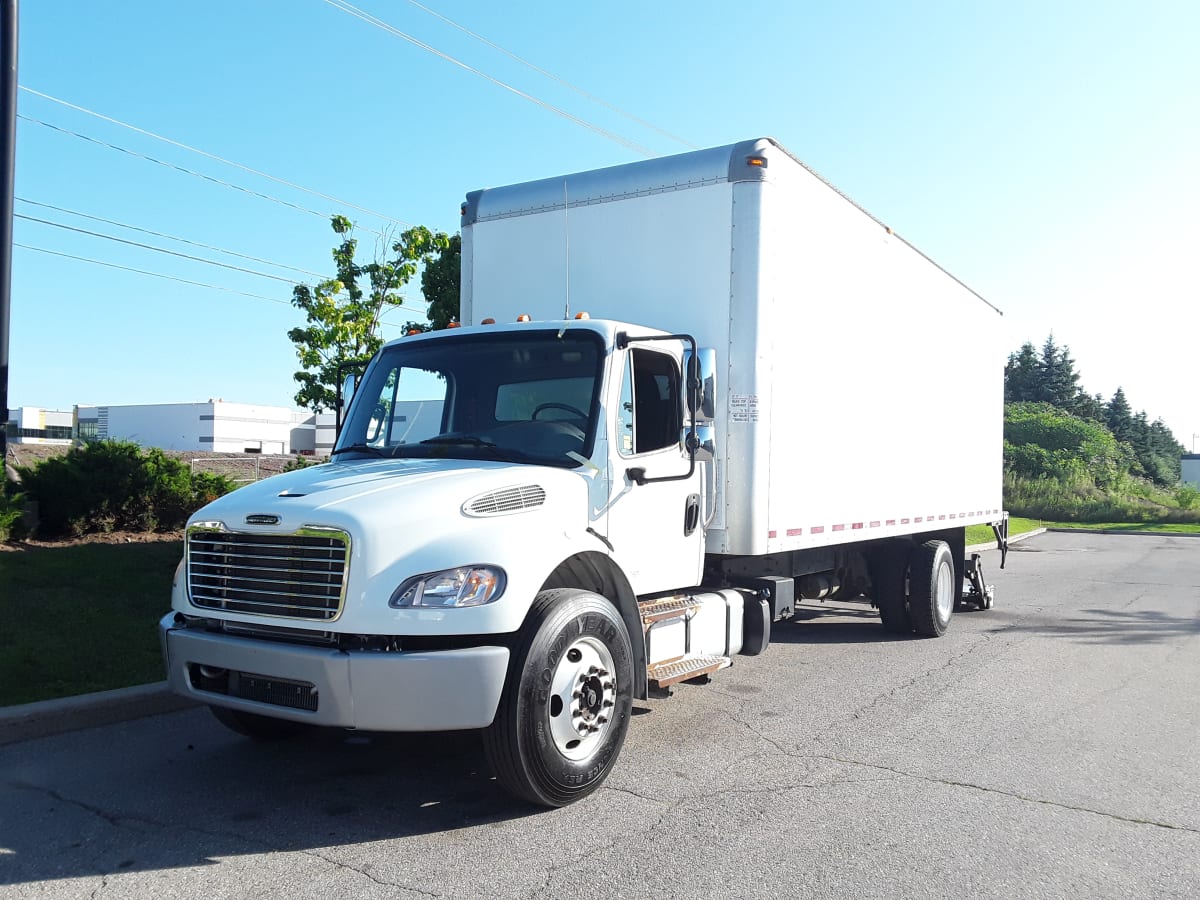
[483,588,634,807]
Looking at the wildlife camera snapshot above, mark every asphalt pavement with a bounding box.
[1,531,1197,898]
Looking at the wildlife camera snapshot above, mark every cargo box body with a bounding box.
[462,138,1004,557]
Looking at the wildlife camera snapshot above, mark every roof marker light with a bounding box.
[516,314,531,322]
[747,156,768,168]
[574,311,590,320]
[480,317,496,325]
[446,321,461,328]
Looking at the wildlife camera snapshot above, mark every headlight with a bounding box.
[389,566,507,608]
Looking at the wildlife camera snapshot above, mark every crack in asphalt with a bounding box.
[6,781,158,832]
[6,779,439,896]
[809,754,1200,836]
[88,874,110,900]
[693,698,1199,838]
[297,849,441,898]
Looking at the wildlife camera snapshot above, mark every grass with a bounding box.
[966,516,1043,545]
[0,541,182,706]
[1041,521,1200,534]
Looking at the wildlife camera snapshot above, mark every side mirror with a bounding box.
[683,347,717,422]
[680,423,716,462]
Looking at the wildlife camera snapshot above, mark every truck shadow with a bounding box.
[0,718,543,887]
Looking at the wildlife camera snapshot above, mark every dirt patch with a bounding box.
[0,530,184,553]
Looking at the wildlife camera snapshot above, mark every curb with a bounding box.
[0,682,197,747]
[966,527,1046,553]
[1045,527,1200,538]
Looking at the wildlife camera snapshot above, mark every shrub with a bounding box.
[1177,484,1200,511]
[0,484,25,542]
[16,440,238,537]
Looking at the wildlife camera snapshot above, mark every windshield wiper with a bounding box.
[419,435,501,451]
[330,443,392,457]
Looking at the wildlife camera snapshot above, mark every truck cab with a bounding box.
[161,318,721,807]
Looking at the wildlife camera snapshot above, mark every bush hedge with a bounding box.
[15,440,238,537]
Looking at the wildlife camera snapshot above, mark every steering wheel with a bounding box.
[531,402,588,421]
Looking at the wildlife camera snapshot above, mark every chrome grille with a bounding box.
[188,528,349,621]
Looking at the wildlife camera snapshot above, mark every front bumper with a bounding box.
[159,614,510,731]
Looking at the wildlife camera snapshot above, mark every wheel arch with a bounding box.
[538,551,647,700]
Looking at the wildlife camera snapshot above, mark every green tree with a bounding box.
[420,233,461,331]
[1105,387,1134,443]
[1036,334,1082,410]
[1004,342,1040,403]
[289,215,451,412]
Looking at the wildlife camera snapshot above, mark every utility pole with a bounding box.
[0,0,16,470]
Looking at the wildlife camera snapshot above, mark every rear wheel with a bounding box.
[909,540,955,637]
[483,588,634,807]
[869,544,912,634]
[209,705,311,741]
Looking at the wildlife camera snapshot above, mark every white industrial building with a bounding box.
[72,401,327,455]
[5,406,75,445]
[8,402,337,456]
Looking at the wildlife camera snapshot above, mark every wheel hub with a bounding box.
[548,638,617,760]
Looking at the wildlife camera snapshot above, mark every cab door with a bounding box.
[602,345,704,595]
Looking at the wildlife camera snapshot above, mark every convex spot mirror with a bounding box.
[682,347,717,422]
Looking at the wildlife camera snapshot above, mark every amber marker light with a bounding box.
[516,314,532,322]
[574,311,590,320]
[747,156,767,168]
[446,321,461,328]
[481,317,496,325]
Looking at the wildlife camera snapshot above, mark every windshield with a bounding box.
[334,329,605,467]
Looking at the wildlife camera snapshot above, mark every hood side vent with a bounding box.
[465,485,547,517]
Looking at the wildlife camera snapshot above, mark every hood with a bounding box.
[190,456,585,534]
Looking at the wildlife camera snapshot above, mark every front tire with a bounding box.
[483,588,634,807]
[908,540,955,637]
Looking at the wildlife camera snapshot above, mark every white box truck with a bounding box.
[160,138,1008,807]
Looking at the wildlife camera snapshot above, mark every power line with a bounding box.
[18,85,412,228]
[321,0,657,158]
[14,242,432,318]
[16,198,326,279]
[14,243,292,305]
[16,213,302,284]
[17,113,364,229]
[405,0,696,150]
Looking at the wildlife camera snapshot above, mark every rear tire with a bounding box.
[209,705,311,741]
[909,540,955,637]
[483,588,633,807]
[869,544,912,634]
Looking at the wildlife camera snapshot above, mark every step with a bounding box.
[648,654,731,688]
[638,595,702,626]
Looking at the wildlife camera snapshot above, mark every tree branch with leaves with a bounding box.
[289,215,454,412]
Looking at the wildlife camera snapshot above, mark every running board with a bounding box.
[648,654,731,688]
[638,595,701,626]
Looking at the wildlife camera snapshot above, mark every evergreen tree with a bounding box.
[1105,387,1135,443]
[1037,334,1082,410]
[1004,342,1040,402]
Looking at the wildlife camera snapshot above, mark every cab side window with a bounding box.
[617,349,682,456]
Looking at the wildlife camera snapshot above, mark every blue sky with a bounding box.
[9,0,1199,447]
